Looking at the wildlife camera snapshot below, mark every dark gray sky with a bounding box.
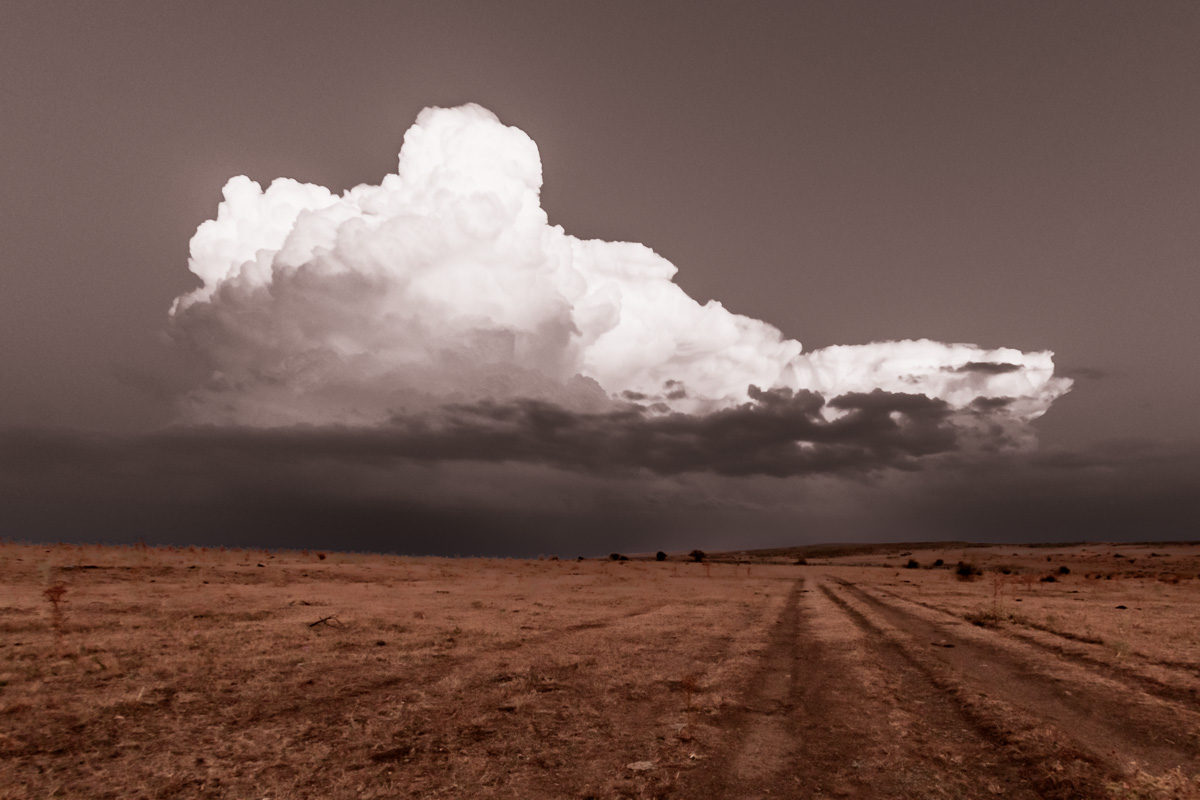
[2,2,1197,552]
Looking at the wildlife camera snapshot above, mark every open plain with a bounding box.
[2,541,1199,799]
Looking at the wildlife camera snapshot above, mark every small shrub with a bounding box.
[904,559,920,569]
[317,552,327,560]
[609,553,623,561]
[933,559,944,567]
[955,561,982,581]
[1040,575,1057,583]
[964,609,1002,628]
[655,551,667,562]
[688,550,706,563]
[1057,565,1070,575]
[794,557,808,566]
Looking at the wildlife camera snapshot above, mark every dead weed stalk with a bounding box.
[43,583,67,636]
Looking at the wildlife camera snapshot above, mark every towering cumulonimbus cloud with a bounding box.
[170,103,1070,459]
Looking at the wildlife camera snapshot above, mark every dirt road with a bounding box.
[682,572,1200,799]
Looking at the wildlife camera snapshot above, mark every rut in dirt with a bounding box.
[834,578,1200,778]
[870,582,1200,708]
[681,579,1042,800]
[678,579,809,798]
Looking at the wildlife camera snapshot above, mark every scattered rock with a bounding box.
[626,761,655,772]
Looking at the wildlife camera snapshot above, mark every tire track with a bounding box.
[830,579,1200,779]
[682,579,1044,799]
[819,581,1119,800]
[864,582,1200,706]
[679,580,809,798]
[877,583,1200,707]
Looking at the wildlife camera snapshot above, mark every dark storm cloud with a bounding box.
[188,387,957,477]
[966,396,1015,412]
[0,387,963,553]
[951,362,1023,375]
[0,433,645,556]
[2,387,958,481]
[3,424,1198,555]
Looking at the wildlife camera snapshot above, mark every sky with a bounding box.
[1,1,1197,555]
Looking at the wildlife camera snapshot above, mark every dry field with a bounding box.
[1,541,1199,799]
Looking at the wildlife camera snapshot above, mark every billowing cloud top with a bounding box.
[170,103,1069,466]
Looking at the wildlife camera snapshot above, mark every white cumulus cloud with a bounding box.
[170,103,1070,439]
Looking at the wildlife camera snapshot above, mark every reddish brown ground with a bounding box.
[1,541,1198,798]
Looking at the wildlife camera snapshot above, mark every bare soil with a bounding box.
[2,541,1199,798]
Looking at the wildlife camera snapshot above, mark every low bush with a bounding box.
[964,609,1002,628]
[955,561,982,580]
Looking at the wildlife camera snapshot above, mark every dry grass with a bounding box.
[0,543,791,799]
[3,540,1199,799]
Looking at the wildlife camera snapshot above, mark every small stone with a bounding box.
[626,761,655,772]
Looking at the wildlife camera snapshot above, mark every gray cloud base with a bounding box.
[3,403,1197,555]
